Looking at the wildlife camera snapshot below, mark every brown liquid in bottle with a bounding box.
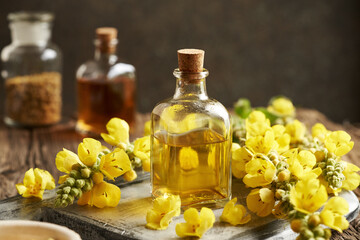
[76,76,135,135]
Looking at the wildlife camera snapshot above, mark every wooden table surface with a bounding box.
[0,109,359,239]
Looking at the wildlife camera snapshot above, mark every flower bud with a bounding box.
[275,189,285,199]
[124,169,137,182]
[71,163,82,171]
[62,186,71,194]
[291,219,303,233]
[70,170,82,179]
[301,229,314,239]
[75,179,85,189]
[81,168,92,178]
[70,188,80,197]
[65,177,75,186]
[313,226,324,237]
[62,194,69,200]
[308,214,321,228]
[324,229,331,239]
[82,181,92,192]
[278,170,290,182]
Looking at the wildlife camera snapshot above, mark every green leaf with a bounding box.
[234,98,252,119]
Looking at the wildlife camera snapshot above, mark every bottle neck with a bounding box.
[94,39,118,63]
[10,21,51,46]
[173,69,209,100]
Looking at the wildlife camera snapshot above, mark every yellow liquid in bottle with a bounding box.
[151,128,231,207]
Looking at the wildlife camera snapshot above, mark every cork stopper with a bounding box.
[96,27,118,41]
[95,27,118,53]
[177,49,205,73]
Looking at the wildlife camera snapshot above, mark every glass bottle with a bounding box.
[76,27,136,136]
[151,49,232,208]
[1,12,62,127]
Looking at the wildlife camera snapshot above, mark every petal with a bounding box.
[23,168,35,186]
[78,138,102,166]
[77,190,93,206]
[145,209,162,230]
[160,209,178,229]
[184,208,200,224]
[92,182,121,208]
[55,149,81,173]
[100,148,131,180]
[16,183,27,195]
[58,175,69,184]
[175,223,193,238]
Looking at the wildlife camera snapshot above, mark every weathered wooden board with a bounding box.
[0,177,358,240]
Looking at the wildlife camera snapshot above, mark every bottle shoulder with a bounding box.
[76,59,135,80]
[1,43,61,62]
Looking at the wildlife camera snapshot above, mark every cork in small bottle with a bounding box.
[95,27,118,53]
[177,49,205,73]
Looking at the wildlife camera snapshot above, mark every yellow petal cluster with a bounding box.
[134,135,151,172]
[285,120,306,144]
[220,198,251,225]
[231,144,253,179]
[285,150,317,179]
[99,148,132,180]
[78,138,103,166]
[175,207,215,238]
[320,197,349,232]
[290,175,328,214]
[325,131,354,157]
[246,188,275,217]
[267,97,295,116]
[245,111,271,138]
[146,194,181,230]
[77,181,121,208]
[341,162,360,191]
[272,125,290,153]
[16,168,55,200]
[245,130,277,155]
[311,123,330,143]
[179,147,199,170]
[101,118,130,149]
[243,156,276,188]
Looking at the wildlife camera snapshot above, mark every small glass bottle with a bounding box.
[76,27,136,136]
[1,12,62,127]
[151,49,232,208]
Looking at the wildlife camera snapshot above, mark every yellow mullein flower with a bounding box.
[78,138,102,166]
[179,147,199,170]
[285,120,306,144]
[243,156,276,188]
[245,111,271,138]
[342,162,360,191]
[290,175,328,214]
[145,194,181,230]
[285,150,317,179]
[220,198,251,225]
[77,182,121,208]
[144,120,151,136]
[245,130,277,155]
[267,97,295,116]
[99,148,132,181]
[272,125,290,153]
[175,207,215,238]
[232,145,253,179]
[101,118,130,149]
[246,188,275,217]
[134,136,151,171]
[312,123,330,143]
[16,168,55,200]
[55,148,82,173]
[325,131,354,157]
[320,197,349,232]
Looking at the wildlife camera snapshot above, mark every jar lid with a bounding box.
[8,11,54,22]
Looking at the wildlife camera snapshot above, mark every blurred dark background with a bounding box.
[0,0,359,122]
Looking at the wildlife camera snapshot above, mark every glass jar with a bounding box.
[76,27,136,136]
[151,49,232,208]
[1,12,62,127]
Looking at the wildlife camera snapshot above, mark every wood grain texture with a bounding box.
[0,109,359,239]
